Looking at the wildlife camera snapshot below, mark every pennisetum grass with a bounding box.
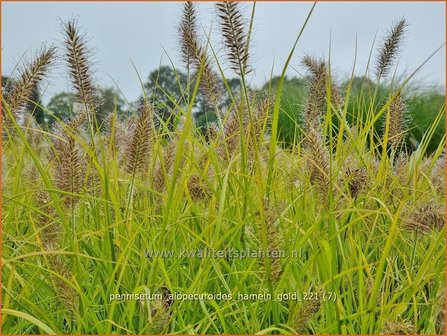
[179,2,222,112]
[63,19,98,130]
[124,102,154,176]
[404,202,445,233]
[2,46,56,133]
[216,2,251,77]
[1,3,445,334]
[290,295,321,333]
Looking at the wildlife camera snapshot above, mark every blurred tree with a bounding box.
[142,65,244,131]
[194,77,243,130]
[406,89,445,154]
[144,66,187,108]
[143,66,188,130]
[97,87,127,127]
[47,88,126,130]
[46,92,76,125]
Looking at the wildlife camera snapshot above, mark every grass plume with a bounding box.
[64,18,97,123]
[305,128,331,198]
[52,119,86,208]
[259,200,283,284]
[125,102,154,175]
[405,203,445,233]
[302,55,340,130]
[291,297,321,333]
[342,155,368,199]
[179,2,222,109]
[216,2,251,76]
[179,1,198,71]
[2,46,56,131]
[386,91,409,151]
[375,18,407,78]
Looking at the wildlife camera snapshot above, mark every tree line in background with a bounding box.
[2,65,445,153]
[2,66,241,130]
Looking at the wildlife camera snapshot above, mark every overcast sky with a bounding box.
[2,1,445,104]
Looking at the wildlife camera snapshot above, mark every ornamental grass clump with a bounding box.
[1,3,445,334]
